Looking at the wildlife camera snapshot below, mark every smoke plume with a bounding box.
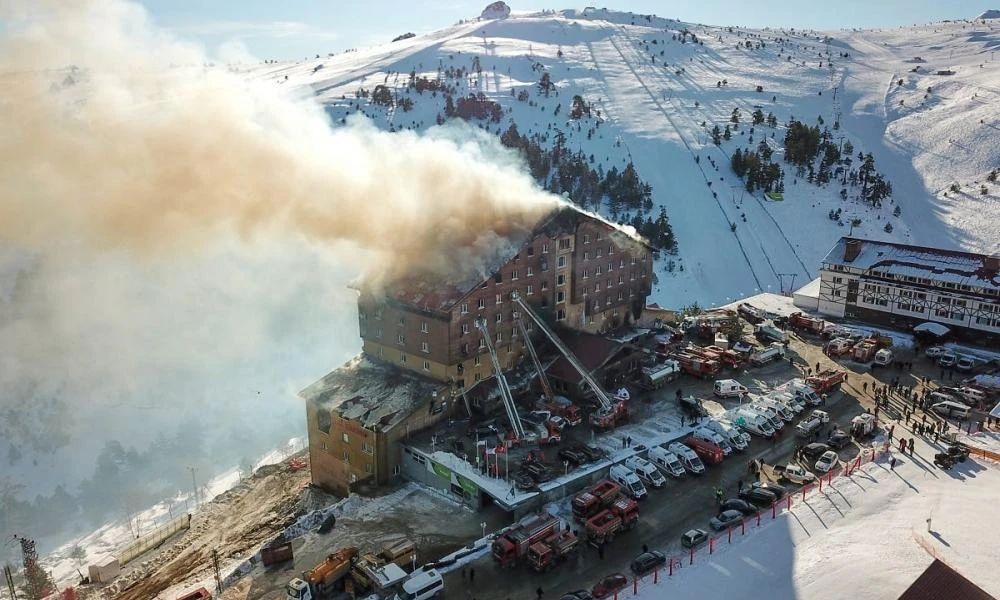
[0,0,560,539]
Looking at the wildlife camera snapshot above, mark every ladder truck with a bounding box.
[475,317,527,443]
[515,313,582,426]
[511,294,628,432]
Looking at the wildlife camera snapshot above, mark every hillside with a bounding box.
[238,7,1000,308]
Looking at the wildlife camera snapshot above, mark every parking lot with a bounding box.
[442,330,885,600]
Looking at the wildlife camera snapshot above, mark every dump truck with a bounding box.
[492,513,561,568]
[737,302,767,324]
[749,343,786,366]
[287,547,359,600]
[584,497,639,546]
[788,312,825,334]
[571,480,622,522]
[806,369,848,394]
[527,530,579,572]
[638,360,681,390]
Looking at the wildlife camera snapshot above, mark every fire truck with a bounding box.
[526,530,579,572]
[571,480,622,522]
[805,369,848,394]
[492,513,562,568]
[788,312,825,334]
[584,497,639,546]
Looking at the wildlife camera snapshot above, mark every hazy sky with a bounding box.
[140,0,995,60]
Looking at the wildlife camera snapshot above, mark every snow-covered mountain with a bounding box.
[237,7,1000,308]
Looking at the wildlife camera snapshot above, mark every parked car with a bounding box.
[955,356,977,372]
[680,529,709,549]
[710,509,744,531]
[467,423,500,439]
[937,353,958,368]
[739,487,776,507]
[558,447,589,466]
[719,498,758,516]
[573,444,607,462]
[814,450,839,473]
[925,346,946,358]
[630,551,667,576]
[591,574,628,599]
[800,442,831,460]
[753,482,788,499]
[827,430,851,449]
[560,591,595,600]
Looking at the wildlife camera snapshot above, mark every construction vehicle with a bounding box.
[737,302,767,324]
[527,530,579,572]
[749,342,786,366]
[754,321,789,344]
[512,294,628,432]
[673,352,721,378]
[572,480,622,522]
[287,547,360,600]
[346,539,415,595]
[475,318,527,443]
[788,312,826,334]
[492,513,562,568]
[517,311,583,427]
[806,369,847,394]
[684,309,739,338]
[584,496,639,546]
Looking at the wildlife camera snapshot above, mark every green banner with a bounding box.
[456,474,479,495]
[431,461,452,481]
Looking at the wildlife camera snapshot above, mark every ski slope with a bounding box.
[240,8,1000,308]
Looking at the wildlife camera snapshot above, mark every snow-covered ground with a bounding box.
[625,438,1000,599]
[238,9,1000,309]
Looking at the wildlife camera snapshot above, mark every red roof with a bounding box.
[897,559,996,600]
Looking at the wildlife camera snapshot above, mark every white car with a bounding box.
[925,346,946,358]
[547,415,569,431]
[814,450,839,473]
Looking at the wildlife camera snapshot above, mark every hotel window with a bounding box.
[398,316,405,326]
[593,300,600,312]
[478,298,486,309]
[460,303,469,314]
[596,266,603,276]
[420,341,429,353]
[583,234,591,244]
[420,321,428,333]
[557,274,566,286]
[557,256,567,268]
[526,267,534,277]
[608,245,614,255]
[608,262,614,272]
[362,442,374,454]
[556,309,567,321]
[595,282,601,291]
[541,281,549,291]
[474,372,482,382]
[475,356,481,366]
[584,252,590,261]
[422,360,431,372]
[596,248,603,258]
[557,291,565,303]
[596,232,603,241]
[374,307,383,319]
[343,451,350,463]
[462,323,469,335]
[542,243,549,254]
[526,245,534,256]
[583,269,590,279]
[496,313,503,323]
[479,338,486,349]
[619,275,624,285]
[400,353,408,364]
[512,269,519,280]
[495,331,502,343]
[496,293,502,305]
[342,432,349,443]
[375,328,383,339]
[396,333,405,345]
[558,238,571,251]
[619,259,625,269]
[365,463,373,474]
[527,284,534,295]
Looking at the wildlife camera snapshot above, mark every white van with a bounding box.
[931,400,972,419]
[610,464,648,499]
[396,569,443,600]
[648,446,686,477]
[624,456,666,489]
[928,391,958,406]
[748,401,785,430]
[795,417,822,438]
[873,348,894,367]
[767,390,804,414]
[706,419,749,450]
[958,386,986,407]
[713,379,749,399]
[667,442,706,474]
[730,407,775,438]
[692,427,733,455]
[754,397,795,422]
[782,379,822,406]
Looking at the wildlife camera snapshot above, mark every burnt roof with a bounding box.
[546,329,628,385]
[898,559,996,600]
[299,355,449,432]
[382,203,653,312]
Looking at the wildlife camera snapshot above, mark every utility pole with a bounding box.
[4,564,17,600]
[211,549,223,594]
[188,467,199,508]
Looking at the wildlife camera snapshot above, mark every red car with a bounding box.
[592,573,628,599]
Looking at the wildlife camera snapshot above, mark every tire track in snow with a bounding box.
[613,26,813,284]
[600,28,765,291]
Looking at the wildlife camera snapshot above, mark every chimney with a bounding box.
[985,255,1000,273]
[844,239,862,263]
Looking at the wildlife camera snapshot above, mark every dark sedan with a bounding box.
[709,509,744,531]
[800,442,831,460]
[739,487,777,507]
[827,430,851,449]
[753,481,788,499]
[630,550,667,577]
[591,573,628,599]
[560,592,595,600]
[720,498,758,516]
